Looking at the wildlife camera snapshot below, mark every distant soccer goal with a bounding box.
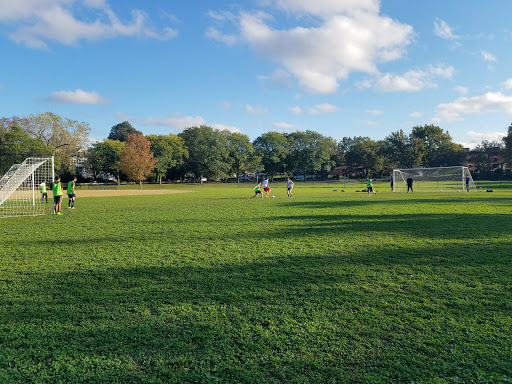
[392,166,476,192]
[0,157,54,218]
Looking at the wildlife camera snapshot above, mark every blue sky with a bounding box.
[1,0,512,148]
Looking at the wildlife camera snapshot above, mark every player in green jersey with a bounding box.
[67,176,77,209]
[251,183,263,199]
[366,178,377,196]
[52,176,63,215]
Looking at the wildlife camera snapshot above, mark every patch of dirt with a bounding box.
[76,189,193,198]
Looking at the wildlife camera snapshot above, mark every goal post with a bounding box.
[0,157,54,218]
[392,166,476,192]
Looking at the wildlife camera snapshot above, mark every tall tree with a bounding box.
[23,112,90,173]
[147,134,188,184]
[344,136,383,177]
[502,123,512,166]
[108,121,142,142]
[336,136,355,170]
[253,131,289,177]
[382,130,425,169]
[224,132,257,183]
[470,140,504,177]
[410,125,463,167]
[119,134,156,189]
[178,126,231,183]
[285,131,333,178]
[86,140,125,184]
[0,124,50,174]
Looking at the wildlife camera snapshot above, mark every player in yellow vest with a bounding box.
[52,176,63,215]
[366,178,377,196]
[67,176,77,209]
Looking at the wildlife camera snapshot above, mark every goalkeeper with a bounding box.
[407,175,413,193]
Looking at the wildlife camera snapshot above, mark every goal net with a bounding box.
[392,166,476,192]
[0,157,54,218]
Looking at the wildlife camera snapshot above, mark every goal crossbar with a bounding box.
[0,157,54,217]
[0,163,22,189]
[392,166,475,192]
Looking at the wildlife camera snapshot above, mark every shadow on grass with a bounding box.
[285,196,512,209]
[1,240,511,383]
[3,210,512,255]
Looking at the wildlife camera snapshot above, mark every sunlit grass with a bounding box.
[1,184,511,383]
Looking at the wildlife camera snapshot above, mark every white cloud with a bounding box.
[47,89,111,104]
[289,106,302,115]
[375,71,432,92]
[454,85,469,95]
[428,64,455,78]
[269,0,380,16]
[258,69,293,89]
[466,130,506,144]
[433,18,459,40]
[504,79,512,89]
[307,103,340,115]
[481,50,497,62]
[208,3,414,94]
[132,114,242,133]
[205,27,238,46]
[355,79,373,90]
[245,104,268,115]
[435,92,512,122]
[366,109,383,115]
[272,121,297,130]
[1,0,177,48]
[83,0,106,8]
[410,111,422,118]
[374,64,454,92]
[140,115,206,130]
[211,124,242,133]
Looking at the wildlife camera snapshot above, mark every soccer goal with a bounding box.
[392,166,476,192]
[0,157,54,218]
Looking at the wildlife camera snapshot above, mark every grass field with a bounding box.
[1,183,511,383]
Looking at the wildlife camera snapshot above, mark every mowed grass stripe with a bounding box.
[0,185,511,383]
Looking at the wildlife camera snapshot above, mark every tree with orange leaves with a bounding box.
[120,133,156,189]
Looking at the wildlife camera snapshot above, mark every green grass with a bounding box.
[1,184,511,383]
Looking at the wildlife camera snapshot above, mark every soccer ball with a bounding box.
[272,195,275,198]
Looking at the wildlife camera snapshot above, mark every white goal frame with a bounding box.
[392,166,476,192]
[0,157,54,218]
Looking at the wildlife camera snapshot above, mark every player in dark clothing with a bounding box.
[406,175,413,193]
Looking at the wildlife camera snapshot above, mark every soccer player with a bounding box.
[262,177,271,198]
[286,177,294,198]
[390,177,394,192]
[67,176,77,209]
[40,179,48,203]
[366,178,377,195]
[52,176,63,215]
[465,176,470,192]
[407,175,413,193]
[251,183,263,199]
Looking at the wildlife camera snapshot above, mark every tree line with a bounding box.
[2,113,512,184]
